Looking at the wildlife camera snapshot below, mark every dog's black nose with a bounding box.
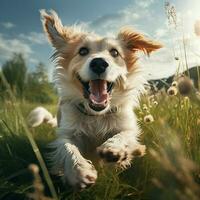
[90,58,108,75]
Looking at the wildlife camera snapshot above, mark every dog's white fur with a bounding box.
[28,10,162,189]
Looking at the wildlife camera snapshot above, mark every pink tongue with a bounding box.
[89,80,108,105]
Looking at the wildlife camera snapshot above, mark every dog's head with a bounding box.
[41,10,162,115]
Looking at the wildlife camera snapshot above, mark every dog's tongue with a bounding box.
[89,80,108,105]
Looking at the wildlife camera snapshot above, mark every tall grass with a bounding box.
[0,73,58,200]
[0,74,200,199]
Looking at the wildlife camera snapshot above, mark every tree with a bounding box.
[2,53,27,98]
[31,62,48,83]
[25,62,56,103]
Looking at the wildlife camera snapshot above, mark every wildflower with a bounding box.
[171,81,178,87]
[167,86,178,96]
[153,101,158,106]
[143,104,148,111]
[177,76,193,96]
[144,114,154,123]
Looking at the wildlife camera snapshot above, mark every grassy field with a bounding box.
[0,83,200,200]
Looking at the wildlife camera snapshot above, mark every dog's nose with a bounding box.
[90,58,108,75]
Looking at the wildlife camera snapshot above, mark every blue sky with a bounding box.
[0,0,200,79]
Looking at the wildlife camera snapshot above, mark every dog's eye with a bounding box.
[110,48,119,57]
[79,47,89,56]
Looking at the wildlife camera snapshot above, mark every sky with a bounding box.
[0,0,200,80]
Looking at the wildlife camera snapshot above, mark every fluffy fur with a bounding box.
[31,9,162,189]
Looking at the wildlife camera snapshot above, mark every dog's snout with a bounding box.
[90,58,108,75]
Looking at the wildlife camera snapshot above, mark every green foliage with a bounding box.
[1,55,57,104]
[25,62,57,104]
[2,53,27,99]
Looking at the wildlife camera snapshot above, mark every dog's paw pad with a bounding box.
[97,147,126,163]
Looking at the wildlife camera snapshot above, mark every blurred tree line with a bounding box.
[0,53,57,103]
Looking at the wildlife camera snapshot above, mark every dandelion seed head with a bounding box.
[177,76,193,96]
[172,81,178,87]
[144,114,154,123]
[143,104,148,111]
[167,86,178,96]
[153,101,158,106]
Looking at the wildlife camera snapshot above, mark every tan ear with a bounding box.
[40,9,67,48]
[118,27,163,55]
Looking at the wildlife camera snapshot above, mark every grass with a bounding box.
[0,86,200,200]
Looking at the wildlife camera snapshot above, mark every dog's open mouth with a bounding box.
[78,77,114,111]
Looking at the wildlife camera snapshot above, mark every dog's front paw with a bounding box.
[97,143,129,164]
[66,160,97,190]
[97,139,146,167]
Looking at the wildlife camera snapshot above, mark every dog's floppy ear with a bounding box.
[40,9,66,48]
[118,27,163,55]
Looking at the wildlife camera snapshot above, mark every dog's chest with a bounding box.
[76,114,120,138]
[60,104,136,144]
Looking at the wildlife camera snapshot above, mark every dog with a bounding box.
[29,9,162,190]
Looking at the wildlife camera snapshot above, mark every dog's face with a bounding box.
[41,10,162,115]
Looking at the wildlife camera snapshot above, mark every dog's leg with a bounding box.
[97,131,146,168]
[48,137,97,189]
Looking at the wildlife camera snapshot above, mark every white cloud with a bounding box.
[87,1,155,37]
[135,0,155,8]
[29,58,39,64]
[155,28,168,38]
[1,22,15,29]
[0,33,33,63]
[140,47,176,79]
[89,11,140,36]
[19,32,47,45]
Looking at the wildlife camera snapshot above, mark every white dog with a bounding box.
[29,9,162,190]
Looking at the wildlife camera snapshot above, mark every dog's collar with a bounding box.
[59,99,118,116]
[75,103,118,116]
